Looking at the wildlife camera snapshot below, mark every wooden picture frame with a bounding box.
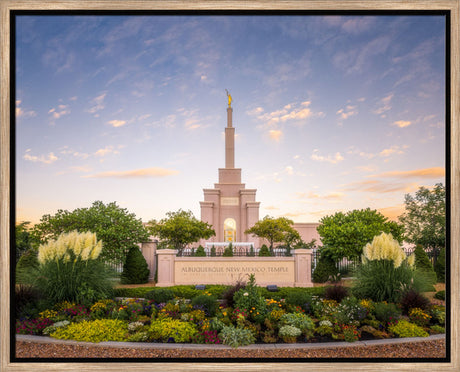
[1,1,458,371]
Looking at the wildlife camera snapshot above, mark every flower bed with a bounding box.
[16,276,446,349]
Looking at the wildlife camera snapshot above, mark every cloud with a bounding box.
[16,100,36,118]
[368,167,445,179]
[296,191,344,200]
[392,120,413,128]
[23,150,58,164]
[311,149,344,164]
[264,205,280,210]
[83,167,179,178]
[94,146,120,157]
[48,105,70,120]
[343,180,420,194]
[285,166,294,175]
[269,130,283,142]
[377,205,406,221]
[373,93,394,117]
[336,105,358,120]
[87,92,107,116]
[107,120,127,128]
[379,145,408,157]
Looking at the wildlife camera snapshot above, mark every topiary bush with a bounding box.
[413,245,437,291]
[414,245,434,271]
[312,249,338,283]
[434,290,445,301]
[285,291,314,313]
[223,243,233,257]
[434,246,446,282]
[194,245,206,257]
[120,246,150,284]
[258,244,271,257]
[15,249,39,284]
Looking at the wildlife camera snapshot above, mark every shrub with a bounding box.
[334,297,368,324]
[312,249,338,283]
[258,244,271,257]
[51,319,128,342]
[341,324,361,342]
[194,245,207,257]
[120,246,150,284]
[434,246,446,282]
[409,308,431,327]
[414,245,434,271]
[388,320,429,338]
[16,318,53,335]
[30,231,114,304]
[221,279,246,308]
[279,312,314,337]
[223,244,233,257]
[191,294,218,317]
[429,305,446,325]
[352,259,414,303]
[399,288,430,315]
[233,274,268,323]
[145,288,175,304]
[430,325,445,334]
[434,290,445,301]
[210,245,216,257]
[42,320,70,335]
[15,284,46,319]
[285,291,313,313]
[219,325,255,348]
[149,318,197,343]
[15,249,39,284]
[373,302,401,326]
[278,325,301,342]
[324,285,349,303]
[353,233,416,303]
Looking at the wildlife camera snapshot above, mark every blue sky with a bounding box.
[15,14,446,225]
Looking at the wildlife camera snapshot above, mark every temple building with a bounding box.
[199,93,320,249]
[200,93,260,247]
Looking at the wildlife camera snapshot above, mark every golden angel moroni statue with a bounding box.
[225,89,232,107]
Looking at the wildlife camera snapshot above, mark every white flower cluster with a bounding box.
[38,231,103,264]
[362,232,414,268]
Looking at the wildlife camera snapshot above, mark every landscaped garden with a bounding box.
[15,231,446,349]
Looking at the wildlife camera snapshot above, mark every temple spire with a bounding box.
[225,91,235,168]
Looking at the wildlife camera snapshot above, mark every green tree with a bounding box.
[31,201,150,265]
[15,222,38,264]
[398,183,445,265]
[317,208,403,261]
[121,246,150,284]
[147,209,215,256]
[245,216,300,254]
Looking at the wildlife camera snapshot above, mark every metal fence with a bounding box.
[181,246,290,257]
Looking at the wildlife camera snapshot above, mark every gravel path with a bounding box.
[15,336,446,359]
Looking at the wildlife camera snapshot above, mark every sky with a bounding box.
[15,14,446,226]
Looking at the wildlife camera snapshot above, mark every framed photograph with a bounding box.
[1,1,458,371]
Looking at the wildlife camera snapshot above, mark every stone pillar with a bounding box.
[140,241,157,281]
[293,249,313,287]
[156,249,176,287]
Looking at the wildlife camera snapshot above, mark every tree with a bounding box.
[398,183,445,265]
[245,216,300,254]
[147,209,215,256]
[31,201,150,265]
[15,222,38,264]
[121,246,150,284]
[317,208,404,261]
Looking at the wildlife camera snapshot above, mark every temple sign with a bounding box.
[225,89,232,107]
